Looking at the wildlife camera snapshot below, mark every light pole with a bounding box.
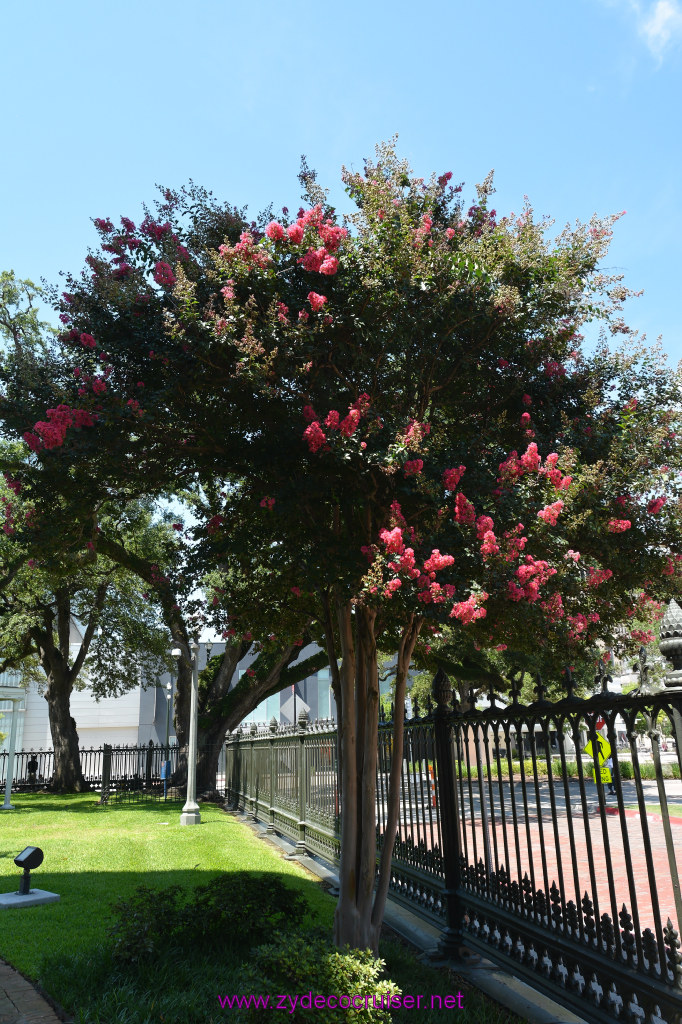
[171,640,201,826]
[165,680,172,757]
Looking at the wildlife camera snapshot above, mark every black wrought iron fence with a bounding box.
[0,742,181,793]
[225,677,682,1024]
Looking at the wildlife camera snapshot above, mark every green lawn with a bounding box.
[0,795,522,1024]
[624,803,682,817]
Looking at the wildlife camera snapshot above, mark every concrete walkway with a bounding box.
[0,959,64,1024]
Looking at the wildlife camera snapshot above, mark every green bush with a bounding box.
[233,933,401,1022]
[110,872,309,966]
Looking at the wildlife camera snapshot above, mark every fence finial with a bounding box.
[431,666,452,709]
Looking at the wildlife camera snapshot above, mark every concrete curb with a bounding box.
[231,810,588,1024]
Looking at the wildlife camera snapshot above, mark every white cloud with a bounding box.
[639,0,682,58]
[600,0,682,60]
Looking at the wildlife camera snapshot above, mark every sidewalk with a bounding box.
[0,959,64,1024]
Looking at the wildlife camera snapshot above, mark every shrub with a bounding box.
[232,933,400,1022]
[110,872,309,966]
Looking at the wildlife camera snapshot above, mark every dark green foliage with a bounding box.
[109,872,309,966]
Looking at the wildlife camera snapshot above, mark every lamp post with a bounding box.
[0,689,23,811]
[171,640,201,826]
[165,680,172,757]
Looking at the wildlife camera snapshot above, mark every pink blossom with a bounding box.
[564,549,581,562]
[475,515,494,539]
[287,222,305,244]
[519,442,541,473]
[303,421,326,453]
[307,291,327,312]
[265,221,285,241]
[291,586,302,597]
[607,519,631,533]
[454,493,476,524]
[537,500,564,525]
[379,526,405,554]
[522,394,532,407]
[300,247,327,273]
[647,496,667,514]
[259,496,275,509]
[319,256,339,275]
[443,465,466,491]
[340,409,361,437]
[302,405,318,422]
[383,578,402,598]
[423,549,455,573]
[480,530,499,559]
[520,412,531,426]
[153,261,176,288]
[403,459,423,477]
[449,592,488,624]
[80,333,96,348]
[540,593,564,622]
[221,281,235,301]
[587,567,613,587]
[325,410,340,429]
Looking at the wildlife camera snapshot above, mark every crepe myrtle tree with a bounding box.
[16,142,682,949]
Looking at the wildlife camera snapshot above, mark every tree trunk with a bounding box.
[45,671,88,792]
[196,720,227,794]
[332,603,421,952]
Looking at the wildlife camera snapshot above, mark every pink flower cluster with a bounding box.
[607,519,631,533]
[454,492,476,524]
[647,496,667,514]
[206,514,224,536]
[443,465,466,491]
[537,500,564,525]
[403,459,423,477]
[379,526,405,554]
[24,405,96,452]
[587,567,613,587]
[508,556,556,603]
[141,216,171,241]
[308,291,327,312]
[304,394,372,451]
[502,524,527,562]
[480,531,499,559]
[423,549,455,572]
[259,496,275,509]
[303,421,327,453]
[219,231,272,270]
[153,261,176,288]
[450,592,488,624]
[475,515,494,539]
[540,592,564,622]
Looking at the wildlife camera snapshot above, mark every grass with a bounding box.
[0,794,523,1023]
[624,803,682,817]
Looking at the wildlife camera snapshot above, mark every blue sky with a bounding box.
[2,0,680,364]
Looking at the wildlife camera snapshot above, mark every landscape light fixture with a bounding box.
[14,846,43,895]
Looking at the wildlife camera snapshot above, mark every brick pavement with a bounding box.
[0,960,64,1024]
[394,776,682,939]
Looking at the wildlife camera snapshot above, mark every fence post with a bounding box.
[431,667,464,958]
[296,709,309,854]
[267,716,277,833]
[145,739,154,790]
[99,744,112,805]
